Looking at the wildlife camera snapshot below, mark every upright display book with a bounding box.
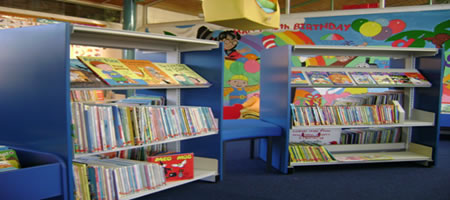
[119,59,178,85]
[370,72,395,85]
[77,56,148,86]
[153,63,209,85]
[349,72,377,86]
[389,72,414,86]
[306,71,334,86]
[327,71,354,86]
[290,71,309,85]
[404,72,432,86]
[70,59,107,87]
[148,153,194,182]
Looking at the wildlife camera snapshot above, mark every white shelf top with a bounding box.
[120,168,218,200]
[292,45,438,58]
[71,84,212,91]
[291,120,433,130]
[74,131,218,158]
[71,25,219,52]
[290,151,431,167]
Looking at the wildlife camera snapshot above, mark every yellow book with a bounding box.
[119,59,178,85]
[78,56,148,86]
[153,63,209,85]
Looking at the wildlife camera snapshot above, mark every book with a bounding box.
[404,72,432,86]
[118,59,178,85]
[77,56,148,86]
[147,153,194,182]
[327,71,354,85]
[349,72,377,86]
[153,63,209,85]
[0,148,20,172]
[306,71,334,86]
[370,72,395,85]
[290,71,309,85]
[389,72,414,85]
[290,128,341,145]
[70,59,108,88]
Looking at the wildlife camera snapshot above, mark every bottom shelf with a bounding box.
[120,157,218,200]
[290,143,433,167]
[290,151,431,167]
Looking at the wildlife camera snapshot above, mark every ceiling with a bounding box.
[80,0,434,16]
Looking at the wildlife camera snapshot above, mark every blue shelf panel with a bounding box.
[0,147,68,200]
[440,113,450,127]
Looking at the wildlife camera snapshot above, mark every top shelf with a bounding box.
[70,25,219,52]
[292,45,438,58]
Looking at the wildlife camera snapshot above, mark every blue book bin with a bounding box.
[0,147,68,200]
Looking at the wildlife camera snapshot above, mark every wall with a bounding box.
[142,5,450,118]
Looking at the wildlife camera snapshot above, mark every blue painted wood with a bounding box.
[260,45,292,174]
[0,23,72,199]
[413,49,444,164]
[179,43,225,178]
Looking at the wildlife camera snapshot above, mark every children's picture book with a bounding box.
[153,63,209,85]
[0,147,20,172]
[70,59,108,87]
[119,59,178,85]
[389,72,414,85]
[327,71,354,85]
[404,72,432,86]
[370,72,395,85]
[290,71,310,85]
[349,72,377,86]
[147,152,194,182]
[306,71,334,86]
[77,56,148,86]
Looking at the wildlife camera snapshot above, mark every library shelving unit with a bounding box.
[260,45,443,173]
[0,23,224,200]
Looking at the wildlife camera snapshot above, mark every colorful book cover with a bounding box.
[290,128,341,145]
[349,72,377,85]
[404,72,431,86]
[70,59,108,87]
[327,72,354,85]
[118,59,178,85]
[389,72,414,85]
[306,71,334,86]
[77,56,148,86]
[0,148,20,172]
[370,72,395,85]
[153,63,209,85]
[147,153,194,182]
[290,71,309,85]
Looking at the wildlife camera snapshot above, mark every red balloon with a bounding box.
[388,19,406,34]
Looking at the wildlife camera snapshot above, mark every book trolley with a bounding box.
[0,23,224,199]
[259,45,443,173]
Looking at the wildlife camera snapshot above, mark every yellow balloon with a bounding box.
[360,22,382,37]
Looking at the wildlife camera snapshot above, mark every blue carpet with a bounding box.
[139,137,450,200]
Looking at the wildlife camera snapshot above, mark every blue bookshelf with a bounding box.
[260,45,443,173]
[0,23,224,199]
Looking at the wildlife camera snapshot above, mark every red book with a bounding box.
[148,153,194,181]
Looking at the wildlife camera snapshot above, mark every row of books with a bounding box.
[290,104,401,126]
[70,90,124,102]
[341,128,402,144]
[73,157,166,200]
[333,91,403,106]
[291,70,431,87]
[288,143,335,163]
[0,145,20,172]
[71,56,209,87]
[71,103,218,154]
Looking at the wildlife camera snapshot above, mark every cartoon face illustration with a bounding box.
[228,78,248,88]
[91,61,113,71]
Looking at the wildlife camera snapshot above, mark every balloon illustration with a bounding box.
[372,26,393,40]
[388,19,406,34]
[375,18,389,26]
[244,59,260,73]
[360,21,382,37]
[229,61,245,74]
[244,53,259,60]
[352,18,369,32]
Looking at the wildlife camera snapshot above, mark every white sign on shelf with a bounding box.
[290,128,341,145]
